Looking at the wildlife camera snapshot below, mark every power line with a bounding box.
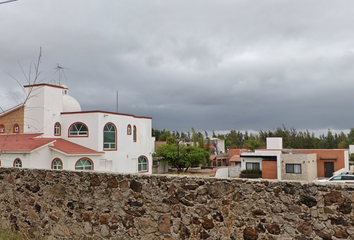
[0,0,18,5]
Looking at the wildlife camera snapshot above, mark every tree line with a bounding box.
[153,125,354,150]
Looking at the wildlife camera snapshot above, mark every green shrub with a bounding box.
[240,169,262,175]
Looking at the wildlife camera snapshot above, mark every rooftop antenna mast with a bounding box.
[53,63,70,86]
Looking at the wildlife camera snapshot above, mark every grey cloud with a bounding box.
[1,0,354,135]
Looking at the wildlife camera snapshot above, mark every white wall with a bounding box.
[210,138,225,153]
[24,85,64,137]
[215,166,240,178]
[61,112,154,174]
[241,150,282,180]
[22,84,155,174]
[241,157,263,170]
[266,137,283,149]
[0,153,27,167]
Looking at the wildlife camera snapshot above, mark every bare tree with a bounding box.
[0,48,43,164]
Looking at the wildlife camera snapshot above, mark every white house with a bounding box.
[0,83,155,174]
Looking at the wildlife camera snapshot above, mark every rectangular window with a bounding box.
[286,164,302,174]
[104,143,116,149]
[246,162,260,170]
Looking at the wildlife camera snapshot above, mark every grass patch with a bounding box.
[0,230,25,240]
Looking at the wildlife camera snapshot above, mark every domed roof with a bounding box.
[62,94,81,112]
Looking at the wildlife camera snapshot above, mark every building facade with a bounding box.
[240,137,349,181]
[0,83,155,174]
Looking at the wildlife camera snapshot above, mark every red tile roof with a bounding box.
[0,134,102,155]
[0,134,54,152]
[229,155,241,162]
[50,139,103,155]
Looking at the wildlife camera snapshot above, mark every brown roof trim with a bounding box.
[24,83,67,89]
[61,110,152,119]
[0,104,24,117]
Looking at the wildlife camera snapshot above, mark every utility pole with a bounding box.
[116,91,119,113]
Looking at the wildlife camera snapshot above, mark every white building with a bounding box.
[0,83,155,174]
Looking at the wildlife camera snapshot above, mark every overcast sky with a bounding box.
[1,0,354,135]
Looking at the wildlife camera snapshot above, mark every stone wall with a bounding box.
[0,167,354,239]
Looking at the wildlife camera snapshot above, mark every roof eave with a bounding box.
[49,147,104,156]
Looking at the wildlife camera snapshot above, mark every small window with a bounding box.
[138,156,148,173]
[75,158,93,170]
[133,125,137,142]
[69,123,88,137]
[286,164,302,174]
[127,125,132,135]
[0,124,5,133]
[14,158,22,168]
[54,122,61,136]
[104,123,116,150]
[246,162,260,170]
[13,124,19,133]
[342,176,354,180]
[52,158,63,169]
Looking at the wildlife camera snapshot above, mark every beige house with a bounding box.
[281,152,317,181]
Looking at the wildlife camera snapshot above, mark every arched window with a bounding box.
[138,156,148,173]
[0,124,5,133]
[127,125,132,135]
[13,124,19,133]
[52,158,63,169]
[75,158,93,170]
[14,158,22,168]
[69,122,88,137]
[54,122,61,136]
[104,123,116,150]
[133,125,137,142]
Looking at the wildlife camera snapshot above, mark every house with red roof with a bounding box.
[0,83,155,173]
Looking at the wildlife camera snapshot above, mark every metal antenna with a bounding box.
[53,63,70,86]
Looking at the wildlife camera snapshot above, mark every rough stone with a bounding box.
[130,180,142,192]
[158,214,171,234]
[338,202,352,214]
[107,177,118,188]
[209,183,222,198]
[122,215,134,229]
[334,228,348,239]
[50,184,65,199]
[315,230,333,240]
[3,168,354,239]
[252,209,266,216]
[243,227,259,240]
[297,222,313,236]
[99,215,109,224]
[135,217,158,234]
[90,176,101,187]
[299,195,317,208]
[168,184,176,194]
[267,224,280,235]
[82,213,91,222]
[201,216,214,230]
[324,192,343,206]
